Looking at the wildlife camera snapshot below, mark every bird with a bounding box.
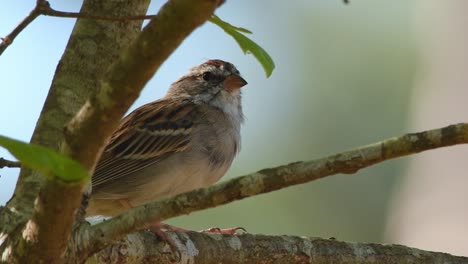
[86,60,247,229]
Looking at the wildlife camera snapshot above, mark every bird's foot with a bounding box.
[150,224,246,252]
[149,223,186,253]
[200,226,246,235]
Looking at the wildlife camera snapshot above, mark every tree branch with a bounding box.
[0,158,21,168]
[88,231,468,264]
[88,123,468,250]
[0,0,158,56]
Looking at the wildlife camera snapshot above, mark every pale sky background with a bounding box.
[1,0,467,257]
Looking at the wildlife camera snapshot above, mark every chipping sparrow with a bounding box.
[86,59,247,217]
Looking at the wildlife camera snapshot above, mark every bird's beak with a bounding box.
[223,74,248,91]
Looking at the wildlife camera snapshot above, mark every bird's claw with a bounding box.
[200,226,246,235]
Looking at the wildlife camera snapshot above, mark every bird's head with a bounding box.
[166,60,247,108]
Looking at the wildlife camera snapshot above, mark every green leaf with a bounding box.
[0,135,88,183]
[209,15,275,77]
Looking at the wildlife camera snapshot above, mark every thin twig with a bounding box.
[0,0,156,56]
[88,123,468,251]
[41,6,156,21]
[0,158,21,168]
[0,0,43,55]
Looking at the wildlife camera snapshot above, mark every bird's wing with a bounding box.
[91,98,197,188]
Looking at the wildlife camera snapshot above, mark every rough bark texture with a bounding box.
[88,232,468,264]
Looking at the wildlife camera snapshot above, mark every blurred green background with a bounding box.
[3,0,466,256]
[166,1,416,243]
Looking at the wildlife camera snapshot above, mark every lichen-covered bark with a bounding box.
[88,231,468,264]
[0,0,150,263]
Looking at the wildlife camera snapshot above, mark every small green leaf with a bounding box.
[209,15,275,77]
[0,135,88,182]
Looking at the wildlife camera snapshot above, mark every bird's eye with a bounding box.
[202,72,214,81]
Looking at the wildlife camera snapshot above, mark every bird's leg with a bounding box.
[156,223,190,232]
[157,223,246,235]
[148,225,180,251]
[118,199,180,251]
